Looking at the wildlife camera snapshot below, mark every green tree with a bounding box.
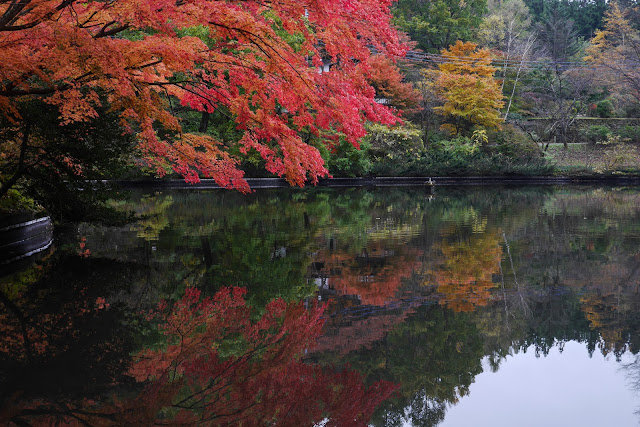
[393,0,487,52]
[476,0,532,52]
[534,5,581,65]
[475,0,534,119]
[524,0,607,40]
[0,100,135,222]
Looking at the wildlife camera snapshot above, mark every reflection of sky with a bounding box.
[440,341,639,427]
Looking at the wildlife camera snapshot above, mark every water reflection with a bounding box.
[0,255,138,425]
[0,256,395,425]
[2,186,640,425]
[429,226,502,313]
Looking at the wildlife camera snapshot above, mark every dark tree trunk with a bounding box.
[198,111,210,133]
[0,121,30,199]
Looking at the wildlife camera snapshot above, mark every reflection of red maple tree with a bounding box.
[127,287,397,425]
[5,287,397,426]
[313,308,417,356]
[0,287,109,363]
[319,242,423,306]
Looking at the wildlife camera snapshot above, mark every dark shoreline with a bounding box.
[113,176,640,189]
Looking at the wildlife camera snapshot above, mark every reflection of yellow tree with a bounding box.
[431,232,502,312]
[129,194,173,241]
[580,293,627,356]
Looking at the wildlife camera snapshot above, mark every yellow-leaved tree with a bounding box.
[585,2,640,106]
[434,41,504,135]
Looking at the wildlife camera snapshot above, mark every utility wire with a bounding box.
[374,48,640,73]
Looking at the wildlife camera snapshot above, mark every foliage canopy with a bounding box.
[0,0,405,194]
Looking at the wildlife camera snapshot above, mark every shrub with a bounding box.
[326,138,372,177]
[401,148,552,176]
[364,122,554,177]
[362,122,423,176]
[617,125,640,143]
[621,102,640,118]
[364,122,423,159]
[0,188,43,215]
[489,124,542,160]
[595,99,615,118]
[372,133,552,177]
[594,134,639,173]
[581,125,612,144]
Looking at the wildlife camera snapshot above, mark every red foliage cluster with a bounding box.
[317,243,423,306]
[4,287,398,426]
[312,307,417,356]
[367,55,422,113]
[0,0,407,189]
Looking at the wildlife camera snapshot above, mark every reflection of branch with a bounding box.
[503,231,530,317]
[0,288,33,363]
[621,354,640,418]
[498,252,510,331]
[170,334,277,422]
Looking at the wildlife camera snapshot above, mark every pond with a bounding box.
[2,185,640,426]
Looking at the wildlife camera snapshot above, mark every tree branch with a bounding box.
[0,120,30,199]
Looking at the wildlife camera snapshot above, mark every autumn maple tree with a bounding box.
[432,41,504,135]
[366,55,422,114]
[0,0,406,197]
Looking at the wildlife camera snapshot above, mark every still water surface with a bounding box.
[2,185,640,425]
